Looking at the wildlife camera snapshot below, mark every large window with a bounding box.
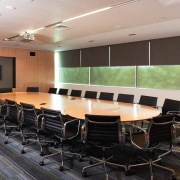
[137,65,180,90]
[90,67,135,87]
[59,67,89,84]
[56,65,180,90]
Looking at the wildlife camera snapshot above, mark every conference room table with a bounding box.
[0,92,160,122]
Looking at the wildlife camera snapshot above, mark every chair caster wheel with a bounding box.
[22,142,26,145]
[59,166,63,171]
[21,150,25,154]
[4,141,8,144]
[79,158,83,162]
[39,161,44,166]
[82,171,87,177]
[89,160,93,165]
[5,133,8,136]
[172,175,176,180]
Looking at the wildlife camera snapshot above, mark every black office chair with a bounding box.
[48,87,57,94]
[138,95,158,127]
[161,98,180,115]
[0,88,13,93]
[26,87,39,92]
[39,107,82,171]
[138,95,158,107]
[81,114,127,179]
[20,102,44,155]
[128,114,176,180]
[3,99,21,144]
[70,89,82,97]
[117,93,134,103]
[84,90,97,99]
[58,88,68,95]
[99,92,114,101]
[0,102,7,130]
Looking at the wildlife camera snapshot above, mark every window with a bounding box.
[137,65,180,90]
[90,67,135,87]
[56,65,180,90]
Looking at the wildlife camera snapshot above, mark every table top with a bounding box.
[0,92,160,122]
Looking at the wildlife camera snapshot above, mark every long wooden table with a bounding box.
[0,92,160,122]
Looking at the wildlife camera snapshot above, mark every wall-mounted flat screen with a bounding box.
[0,57,16,88]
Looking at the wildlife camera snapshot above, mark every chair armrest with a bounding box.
[167,111,180,115]
[64,118,81,139]
[130,123,148,149]
[81,122,86,142]
[36,114,43,129]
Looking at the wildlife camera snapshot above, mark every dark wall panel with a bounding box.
[110,41,149,66]
[59,50,80,67]
[150,36,180,65]
[0,57,15,88]
[81,46,109,67]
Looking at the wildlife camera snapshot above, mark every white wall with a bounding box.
[58,84,180,106]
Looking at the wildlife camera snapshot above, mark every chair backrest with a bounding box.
[99,92,114,101]
[27,87,39,92]
[84,91,97,99]
[117,93,134,103]
[58,88,68,95]
[0,88,12,93]
[147,114,175,146]
[5,99,20,122]
[41,107,64,133]
[162,98,180,115]
[70,89,82,97]
[20,102,37,125]
[139,95,157,107]
[84,114,121,144]
[48,87,57,94]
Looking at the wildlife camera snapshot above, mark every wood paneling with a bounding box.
[0,46,54,93]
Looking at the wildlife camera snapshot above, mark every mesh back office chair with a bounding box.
[0,102,7,130]
[162,99,180,158]
[128,114,176,179]
[48,87,57,94]
[0,88,13,93]
[138,95,158,127]
[161,98,180,115]
[99,92,114,101]
[70,89,82,97]
[81,114,126,179]
[39,107,82,171]
[84,90,97,99]
[20,102,44,155]
[58,88,68,95]
[26,87,39,92]
[138,95,158,107]
[117,93,134,103]
[3,99,21,144]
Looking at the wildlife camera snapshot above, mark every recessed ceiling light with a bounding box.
[6,5,16,10]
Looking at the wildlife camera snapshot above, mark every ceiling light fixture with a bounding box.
[6,5,16,10]
[62,0,140,23]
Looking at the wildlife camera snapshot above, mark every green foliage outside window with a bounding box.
[58,65,180,90]
[137,66,180,90]
[59,67,89,84]
[90,67,135,87]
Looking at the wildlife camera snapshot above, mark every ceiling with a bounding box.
[1,0,180,52]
